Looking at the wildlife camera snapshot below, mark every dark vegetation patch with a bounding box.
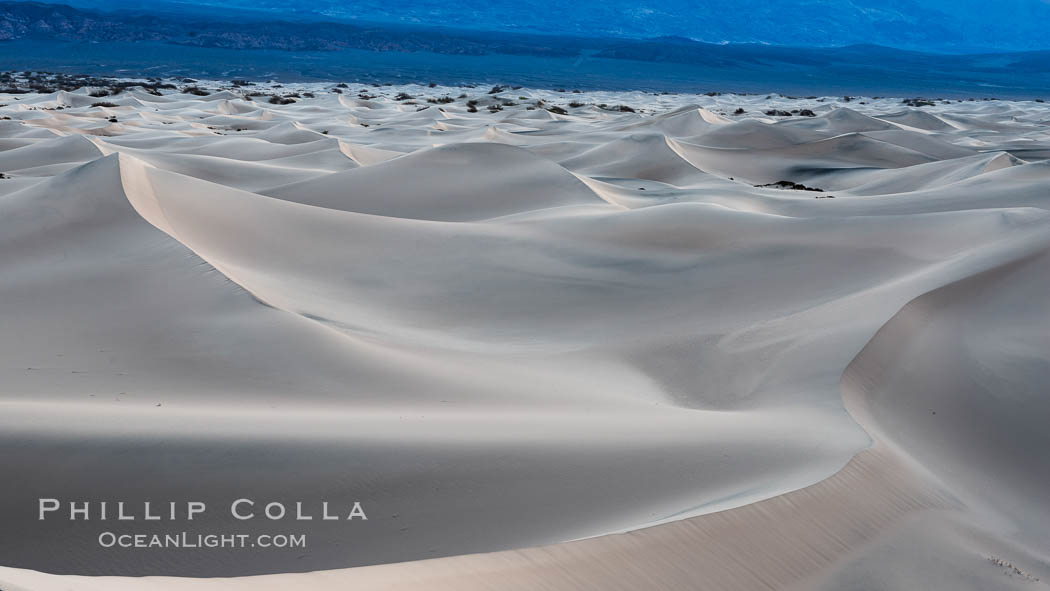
[902,97,936,107]
[2,72,177,97]
[757,180,825,192]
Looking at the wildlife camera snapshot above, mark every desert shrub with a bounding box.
[269,95,296,105]
[487,85,504,94]
[733,108,746,115]
[764,109,792,116]
[902,97,936,107]
[88,90,109,97]
[181,86,209,96]
[568,101,585,108]
[547,105,568,115]
[336,83,349,88]
[487,104,503,112]
[798,109,816,116]
[615,105,636,112]
[427,96,455,104]
[91,101,118,108]
[757,180,824,192]
[395,92,414,101]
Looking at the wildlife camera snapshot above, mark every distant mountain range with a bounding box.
[48,0,1050,53]
[0,1,591,55]
[6,1,1050,64]
[2,1,1049,98]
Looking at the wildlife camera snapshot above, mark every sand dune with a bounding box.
[0,81,1047,590]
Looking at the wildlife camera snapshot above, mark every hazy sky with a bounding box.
[64,0,1050,52]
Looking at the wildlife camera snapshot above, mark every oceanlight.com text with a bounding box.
[97,531,307,549]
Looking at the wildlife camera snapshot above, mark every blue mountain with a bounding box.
[58,0,1050,53]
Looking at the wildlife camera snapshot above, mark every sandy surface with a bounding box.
[0,79,1047,589]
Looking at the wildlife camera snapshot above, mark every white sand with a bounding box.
[0,80,1047,589]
